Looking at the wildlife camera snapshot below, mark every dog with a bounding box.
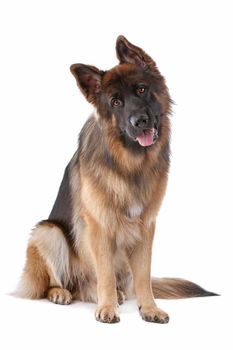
[17,35,217,323]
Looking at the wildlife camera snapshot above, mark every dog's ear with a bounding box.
[70,64,103,103]
[116,35,156,71]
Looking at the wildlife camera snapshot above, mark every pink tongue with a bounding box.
[136,129,154,147]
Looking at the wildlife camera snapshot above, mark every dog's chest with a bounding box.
[103,169,150,208]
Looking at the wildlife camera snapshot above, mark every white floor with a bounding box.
[0,292,230,350]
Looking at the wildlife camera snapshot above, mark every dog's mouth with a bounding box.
[135,128,158,147]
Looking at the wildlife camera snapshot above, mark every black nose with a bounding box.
[130,115,149,128]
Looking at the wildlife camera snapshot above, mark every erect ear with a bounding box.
[116,35,157,71]
[70,64,104,103]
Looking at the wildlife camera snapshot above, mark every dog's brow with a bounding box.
[106,89,122,99]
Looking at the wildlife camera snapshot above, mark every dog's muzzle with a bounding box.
[129,115,159,147]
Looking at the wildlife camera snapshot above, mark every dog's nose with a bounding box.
[130,115,149,128]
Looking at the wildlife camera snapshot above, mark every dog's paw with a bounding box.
[139,305,169,324]
[95,305,120,323]
[47,287,72,305]
[117,289,126,305]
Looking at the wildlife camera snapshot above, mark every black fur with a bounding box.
[48,164,74,243]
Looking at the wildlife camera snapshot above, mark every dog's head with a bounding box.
[70,36,171,149]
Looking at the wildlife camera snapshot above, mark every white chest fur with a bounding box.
[127,204,143,218]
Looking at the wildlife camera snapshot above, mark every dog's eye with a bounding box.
[136,86,146,95]
[111,98,122,107]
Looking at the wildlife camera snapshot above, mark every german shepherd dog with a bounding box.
[17,36,217,323]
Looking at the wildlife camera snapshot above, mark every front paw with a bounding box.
[139,305,169,324]
[95,305,120,323]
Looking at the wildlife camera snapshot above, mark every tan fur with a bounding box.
[30,223,71,287]
[17,245,49,299]
[105,126,145,173]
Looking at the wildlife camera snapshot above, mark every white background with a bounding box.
[0,0,232,349]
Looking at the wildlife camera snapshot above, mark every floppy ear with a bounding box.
[70,64,103,103]
[116,35,157,71]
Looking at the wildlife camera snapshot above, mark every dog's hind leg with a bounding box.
[16,221,72,303]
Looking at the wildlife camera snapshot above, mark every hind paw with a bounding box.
[47,287,72,305]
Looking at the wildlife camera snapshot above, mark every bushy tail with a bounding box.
[152,277,219,299]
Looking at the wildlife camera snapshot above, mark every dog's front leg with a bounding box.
[86,218,119,323]
[129,222,169,323]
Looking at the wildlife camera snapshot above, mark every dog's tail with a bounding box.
[152,277,219,299]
